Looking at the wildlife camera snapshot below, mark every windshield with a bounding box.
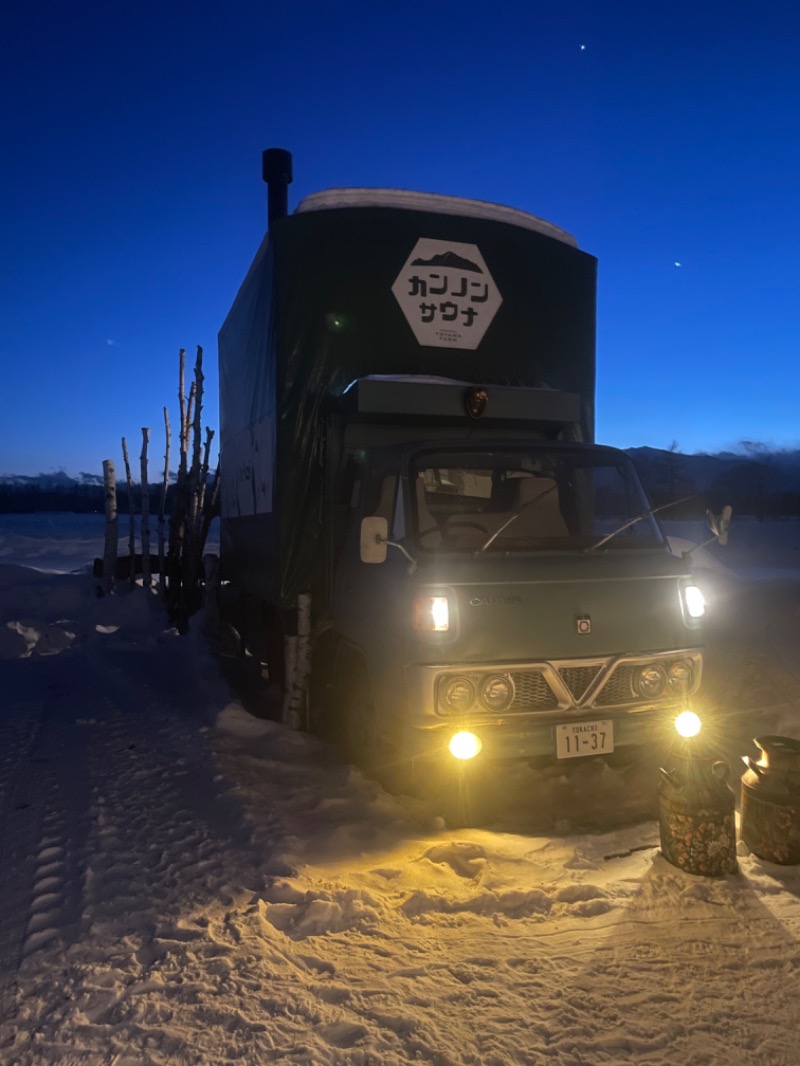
[410,446,665,553]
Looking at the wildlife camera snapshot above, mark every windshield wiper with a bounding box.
[587,494,696,552]
[480,482,558,552]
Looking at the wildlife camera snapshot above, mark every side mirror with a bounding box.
[360,516,388,563]
[706,504,733,546]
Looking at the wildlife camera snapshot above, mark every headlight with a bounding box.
[682,584,706,619]
[449,731,482,760]
[442,676,475,712]
[634,663,667,698]
[668,660,694,693]
[414,595,449,631]
[480,674,514,711]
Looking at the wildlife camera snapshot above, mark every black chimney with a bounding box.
[262,148,293,227]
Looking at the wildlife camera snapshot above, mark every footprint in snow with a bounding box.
[423,841,487,878]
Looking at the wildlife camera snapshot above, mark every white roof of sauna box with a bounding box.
[296,188,578,248]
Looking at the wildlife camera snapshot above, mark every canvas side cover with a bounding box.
[219,203,597,605]
[218,233,281,599]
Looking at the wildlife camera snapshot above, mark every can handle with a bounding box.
[743,756,766,776]
[712,761,730,784]
[659,767,682,789]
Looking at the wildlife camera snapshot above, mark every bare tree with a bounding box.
[164,345,220,630]
[113,346,219,621]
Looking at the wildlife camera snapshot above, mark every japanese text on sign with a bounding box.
[391,238,502,350]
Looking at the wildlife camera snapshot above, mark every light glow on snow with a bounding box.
[1,513,800,1064]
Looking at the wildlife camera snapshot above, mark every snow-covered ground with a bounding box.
[1,513,800,1065]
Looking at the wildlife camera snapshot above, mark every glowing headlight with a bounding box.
[480,674,514,711]
[449,731,482,760]
[635,663,667,698]
[683,585,706,619]
[442,676,475,712]
[414,595,449,632]
[668,660,694,693]
[675,710,702,738]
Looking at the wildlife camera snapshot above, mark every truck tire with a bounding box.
[340,676,407,793]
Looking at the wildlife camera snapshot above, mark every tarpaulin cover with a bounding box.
[218,203,597,605]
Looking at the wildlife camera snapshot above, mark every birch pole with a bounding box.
[158,406,171,593]
[167,349,191,605]
[198,461,221,549]
[282,594,312,729]
[121,437,136,583]
[187,347,204,541]
[140,427,151,588]
[102,459,118,595]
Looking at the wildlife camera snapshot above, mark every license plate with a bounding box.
[555,719,614,759]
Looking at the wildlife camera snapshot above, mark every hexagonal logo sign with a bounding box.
[391,238,502,350]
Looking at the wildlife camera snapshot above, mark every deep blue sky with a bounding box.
[2,1,798,476]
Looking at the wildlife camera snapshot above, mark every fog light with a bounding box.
[675,710,702,738]
[449,731,482,760]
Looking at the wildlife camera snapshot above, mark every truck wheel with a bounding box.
[341,678,406,793]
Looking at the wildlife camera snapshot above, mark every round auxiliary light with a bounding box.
[668,660,694,693]
[449,731,483,760]
[442,676,475,713]
[674,710,702,738]
[635,663,667,698]
[480,674,514,711]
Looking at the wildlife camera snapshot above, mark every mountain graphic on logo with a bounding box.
[410,251,483,273]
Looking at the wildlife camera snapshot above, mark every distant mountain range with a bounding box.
[0,469,171,513]
[0,470,105,488]
[627,446,800,514]
[2,446,800,516]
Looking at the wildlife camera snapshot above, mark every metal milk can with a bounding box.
[740,735,800,865]
[658,741,737,876]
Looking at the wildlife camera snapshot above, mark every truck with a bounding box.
[218,147,717,794]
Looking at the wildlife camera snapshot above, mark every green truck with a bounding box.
[218,148,712,789]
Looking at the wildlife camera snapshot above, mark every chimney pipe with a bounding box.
[262,148,293,227]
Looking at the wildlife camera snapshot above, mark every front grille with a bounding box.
[509,671,559,710]
[433,652,698,716]
[559,665,603,701]
[594,666,638,706]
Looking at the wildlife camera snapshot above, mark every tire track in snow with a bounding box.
[0,653,94,977]
[70,641,270,936]
[0,660,48,978]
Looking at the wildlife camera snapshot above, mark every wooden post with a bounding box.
[198,426,214,516]
[159,406,171,593]
[140,427,151,588]
[199,462,220,548]
[121,437,136,583]
[102,459,118,595]
[167,350,190,610]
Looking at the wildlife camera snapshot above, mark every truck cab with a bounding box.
[324,378,704,780]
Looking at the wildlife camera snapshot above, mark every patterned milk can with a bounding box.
[658,741,737,876]
[740,735,800,865]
